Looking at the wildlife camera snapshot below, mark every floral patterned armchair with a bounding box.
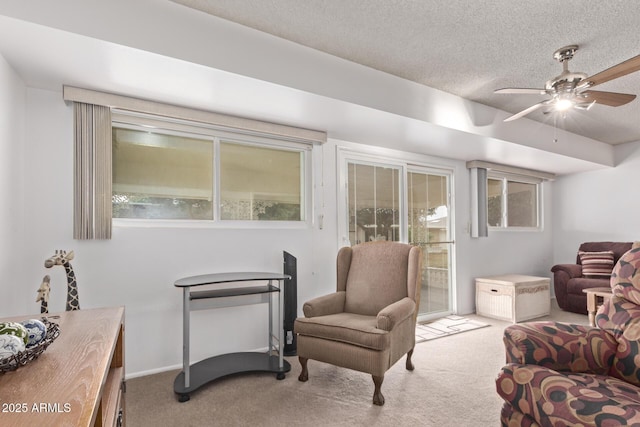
[496,244,640,426]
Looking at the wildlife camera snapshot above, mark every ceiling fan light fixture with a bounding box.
[554,98,575,111]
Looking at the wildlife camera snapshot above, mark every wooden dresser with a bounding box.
[0,306,125,426]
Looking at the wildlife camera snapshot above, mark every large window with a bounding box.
[488,174,540,229]
[112,115,308,223]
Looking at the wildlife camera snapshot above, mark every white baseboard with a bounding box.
[126,363,182,380]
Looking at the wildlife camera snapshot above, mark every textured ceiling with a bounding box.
[172,0,640,145]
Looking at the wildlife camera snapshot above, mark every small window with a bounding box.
[112,127,214,220]
[487,175,540,229]
[112,118,308,223]
[219,141,303,221]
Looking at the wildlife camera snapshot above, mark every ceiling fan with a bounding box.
[495,45,640,122]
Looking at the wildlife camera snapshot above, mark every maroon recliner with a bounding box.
[551,241,632,313]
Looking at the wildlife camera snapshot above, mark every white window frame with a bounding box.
[112,111,313,229]
[487,171,542,231]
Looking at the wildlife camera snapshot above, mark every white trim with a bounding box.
[125,363,184,380]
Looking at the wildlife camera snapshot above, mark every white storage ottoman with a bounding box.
[475,274,550,323]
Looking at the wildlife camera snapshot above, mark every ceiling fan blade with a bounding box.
[581,90,637,107]
[504,100,551,122]
[495,88,546,95]
[586,54,640,87]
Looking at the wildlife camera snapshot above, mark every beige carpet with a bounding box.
[126,301,587,427]
[416,315,489,342]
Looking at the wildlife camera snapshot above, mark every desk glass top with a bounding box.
[174,272,290,288]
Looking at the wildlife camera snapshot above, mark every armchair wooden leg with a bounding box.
[406,348,415,371]
[298,357,309,382]
[372,375,385,406]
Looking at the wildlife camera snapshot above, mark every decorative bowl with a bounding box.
[0,318,60,373]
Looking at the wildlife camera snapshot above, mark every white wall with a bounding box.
[20,88,334,376]
[552,141,640,263]
[4,85,559,377]
[460,180,555,307]
[0,53,26,316]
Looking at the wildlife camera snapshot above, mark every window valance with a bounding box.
[63,86,327,145]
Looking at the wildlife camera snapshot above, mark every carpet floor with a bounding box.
[126,301,586,427]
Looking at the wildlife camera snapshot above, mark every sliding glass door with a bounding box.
[342,155,454,320]
[408,169,453,320]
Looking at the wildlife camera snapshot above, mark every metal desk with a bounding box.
[173,272,291,402]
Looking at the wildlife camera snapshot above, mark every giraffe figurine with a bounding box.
[36,275,51,314]
[44,250,80,311]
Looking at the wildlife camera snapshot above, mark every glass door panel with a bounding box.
[347,163,401,245]
[408,171,453,319]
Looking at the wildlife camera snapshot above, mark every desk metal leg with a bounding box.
[183,286,191,391]
[278,279,284,370]
[268,280,273,353]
